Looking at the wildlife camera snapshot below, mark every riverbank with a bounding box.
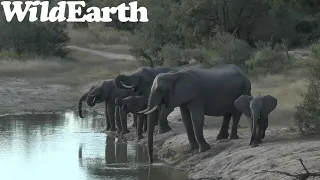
[1,45,319,180]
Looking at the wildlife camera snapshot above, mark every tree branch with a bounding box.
[255,159,320,180]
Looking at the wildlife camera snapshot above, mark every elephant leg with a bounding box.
[180,105,199,152]
[107,103,117,131]
[229,112,241,139]
[188,102,210,152]
[137,114,145,140]
[132,114,137,128]
[105,102,111,131]
[143,115,147,133]
[120,111,129,134]
[158,106,172,134]
[217,113,231,140]
[115,106,122,134]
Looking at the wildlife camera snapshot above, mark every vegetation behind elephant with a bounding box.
[115,96,149,140]
[234,95,277,147]
[140,64,252,163]
[78,79,136,133]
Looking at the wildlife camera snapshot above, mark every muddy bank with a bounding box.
[107,107,320,180]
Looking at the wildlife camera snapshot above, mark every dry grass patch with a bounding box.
[68,23,130,46]
[251,72,308,108]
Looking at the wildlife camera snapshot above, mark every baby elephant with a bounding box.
[234,95,277,147]
[115,96,148,139]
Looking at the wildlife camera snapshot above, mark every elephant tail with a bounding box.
[242,76,252,96]
[78,93,88,118]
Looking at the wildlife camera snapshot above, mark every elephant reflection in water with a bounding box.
[135,143,149,163]
[105,136,115,164]
[105,136,128,164]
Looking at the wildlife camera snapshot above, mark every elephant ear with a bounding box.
[234,95,253,118]
[262,95,277,115]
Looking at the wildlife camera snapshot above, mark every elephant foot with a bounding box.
[109,127,117,132]
[199,142,211,152]
[137,134,144,140]
[143,128,147,133]
[117,129,122,134]
[121,129,130,134]
[229,134,240,139]
[158,126,172,134]
[216,133,229,140]
[188,142,199,152]
[106,126,111,131]
[131,123,136,128]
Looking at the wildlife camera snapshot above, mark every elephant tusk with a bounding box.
[137,108,149,114]
[92,96,96,104]
[144,105,159,115]
[121,81,134,89]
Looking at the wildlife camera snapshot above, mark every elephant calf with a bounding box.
[115,96,149,140]
[234,95,277,147]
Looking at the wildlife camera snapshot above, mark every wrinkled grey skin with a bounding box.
[79,79,136,134]
[141,64,251,163]
[234,95,277,147]
[114,66,174,133]
[114,64,205,134]
[115,96,148,140]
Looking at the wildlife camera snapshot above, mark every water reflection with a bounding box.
[0,112,188,180]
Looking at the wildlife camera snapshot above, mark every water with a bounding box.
[0,112,189,180]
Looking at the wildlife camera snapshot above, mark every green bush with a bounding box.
[245,41,289,74]
[210,32,252,66]
[294,42,320,135]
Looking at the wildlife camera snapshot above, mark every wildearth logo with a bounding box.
[0,1,149,22]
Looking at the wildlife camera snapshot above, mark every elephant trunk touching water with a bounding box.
[78,86,97,118]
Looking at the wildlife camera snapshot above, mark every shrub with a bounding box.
[294,42,320,135]
[0,16,69,58]
[159,44,182,66]
[210,32,252,66]
[245,41,289,74]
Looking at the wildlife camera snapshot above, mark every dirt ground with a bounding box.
[1,46,319,180]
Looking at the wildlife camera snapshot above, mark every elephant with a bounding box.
[115,95,149,140]
[113,64,204,134]
[139,64,252,163]
[78,79,137,134]
[234,95,277,147]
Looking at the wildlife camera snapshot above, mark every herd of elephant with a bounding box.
[78,64,278,163]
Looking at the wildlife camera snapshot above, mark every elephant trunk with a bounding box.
[147,111,156,164]
[78,93,88,118]
[114,75,134,89]
[250,107,260,146]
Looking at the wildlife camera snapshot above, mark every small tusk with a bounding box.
[137,108,149,114]
[92,96,96,104]
[144,105,158,115]
[121,81,134,89]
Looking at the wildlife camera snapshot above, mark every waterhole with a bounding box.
[0,112,188,180]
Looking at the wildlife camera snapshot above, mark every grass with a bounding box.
[68,23,131,47]
[0,49,139,87]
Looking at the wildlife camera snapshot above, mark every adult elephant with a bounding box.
[78,79,137,134]
[114,64,204,134]
[140,64,252,163]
